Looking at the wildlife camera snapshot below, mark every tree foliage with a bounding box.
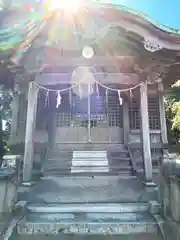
[165,82,180,143]
[0,64,14,163]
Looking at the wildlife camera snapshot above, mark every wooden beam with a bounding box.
[158,83,168,145]
[123,99,130,147]
[36,73,139,85]
[140,82,152,182]
[25,56,137,70]
[23,82,38,182]
[10,95,19,144]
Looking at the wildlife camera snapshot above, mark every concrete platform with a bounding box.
[17,176,158,203]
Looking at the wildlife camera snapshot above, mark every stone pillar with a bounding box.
[10,95,19,144]
[140,82,152,182]
[123,99,130,146]
[23,82,38,182]
[158,83,168,145]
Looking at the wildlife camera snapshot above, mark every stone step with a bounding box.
[17,213,163,235]
[43,167,132,175]
[48,151,129,158]
[43,165,133,172]
[71,166,109,173]
[47,157,131,162]
[44,159,131,168]
[42,171,135,178]
[72,157,109,161]
[27,203,150,213]
[26,212,161,223]
[52,143,126,151]
[12,233,164,240]
[45,149,132,176]
[45,157,132,165]
[73,151,107,158]
[71,165,133,170]
[26,201,161,215]
[109,152,129,157]
[48,153,73,158]
[43,147,133,175]
[71,160,108,166]
[49,150,128,155]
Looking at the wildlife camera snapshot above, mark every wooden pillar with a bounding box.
[158,83,168,145]
[10,95,19,143]
[123,99,130,146]
[140,82,152,182]
[47,93,56,149]
[23,82,38,182]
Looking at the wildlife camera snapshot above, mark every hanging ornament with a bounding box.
[96,82,100,98]
[78,84,82,99]
[69,88,72,107]
[129,88,133,99]
[118,90,123,105]
[45,90,49,107]
[105,88,108,105]
[88,84,91,95]
[89,83,94,95]
[56,91,62,108]
[82,46,94,59]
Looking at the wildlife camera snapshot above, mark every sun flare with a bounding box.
[47,0,81,12]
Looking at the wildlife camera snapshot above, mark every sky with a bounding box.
[98,0,180,30]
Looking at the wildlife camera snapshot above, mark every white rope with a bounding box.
[93,78,142,92]
[33,80,142,93]
[33,82,77,92]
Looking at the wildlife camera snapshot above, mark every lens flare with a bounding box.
[47,0,81,12]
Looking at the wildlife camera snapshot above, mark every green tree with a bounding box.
[0,64,14,165]
[165,82,180,144]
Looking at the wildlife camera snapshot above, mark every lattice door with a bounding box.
[55,86,123,143]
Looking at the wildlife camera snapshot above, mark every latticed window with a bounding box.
[56,86,123,128]
[129,98,140,129]
[148,97,160,129]
[129,96,160,130]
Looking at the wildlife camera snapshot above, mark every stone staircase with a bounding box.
[16,201,163,239]
[71,151,109,173]
[19,145,163,239]
[13,151,163,240]
[43,147,134,177]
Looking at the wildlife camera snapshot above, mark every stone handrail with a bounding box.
[127,145,138,173]
[0,155,22,215]
[159,151,180,239]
